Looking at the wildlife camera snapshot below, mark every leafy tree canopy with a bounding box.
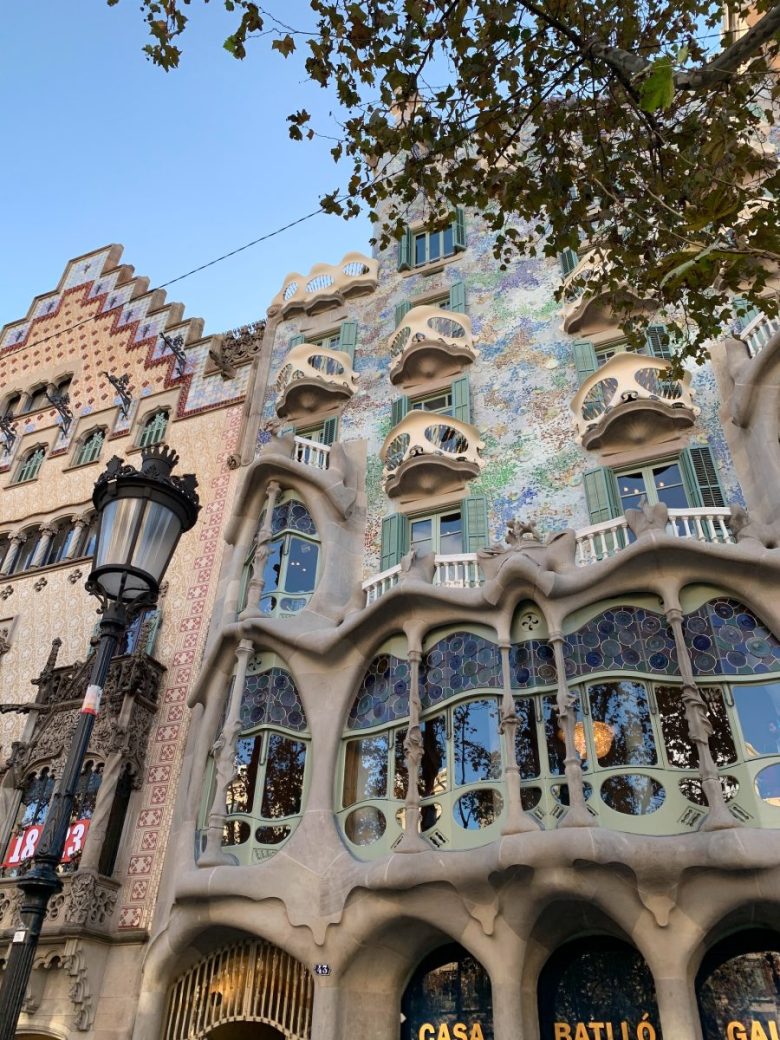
[112,0,780,363]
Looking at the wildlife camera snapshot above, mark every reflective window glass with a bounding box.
[261,734,305,818]
[415,234,427,266]
[394,715,448,800]
[401,944,494,1040]
[410,517,433,557]
[226,736,261,815]
[442,225,454,256]
[656,685,737,768]
[453,698,502,785]
[538,937,662,1038]
[697,932,780,1040]
[343,735,389,806]
[733,682,780,757]
[543,695,585,775]
[514,697,541,779]
[439,512,463,554]
[652,462,687,509]
[285,537,318,594]
[587,680,657,767]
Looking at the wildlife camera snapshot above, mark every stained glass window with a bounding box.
[564,607,679,678]
[684,599,780,675]
[239,668,307,732]
[422,631,502,709]
[347,654,411,729]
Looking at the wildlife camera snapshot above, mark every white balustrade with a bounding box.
[433,553,483,588]
[742,311,780,358]
[364,507,740,604]
[293,436,330,470]
[362,565,401,604]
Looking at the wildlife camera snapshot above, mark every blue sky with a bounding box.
[0,1,372,334]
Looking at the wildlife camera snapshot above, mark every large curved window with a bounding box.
[241,495,320,617]
[402,943,493,1040]
[538,937,662,1039]
[200,657,309,864]
[338,599,780,856]
[697,930,780,1040]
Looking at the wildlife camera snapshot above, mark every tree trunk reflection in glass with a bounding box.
[261,735,305,818]
[342,735,389,806]
[656,685,737,768]
[587,680,656,766]
[453,699,501,785]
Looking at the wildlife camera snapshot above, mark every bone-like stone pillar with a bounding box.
[395,647,427,853]
[499,643,538,834]
[550,632,594,827]
[240,480,281,618]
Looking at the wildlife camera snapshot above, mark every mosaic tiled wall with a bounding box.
[258,209,743,577]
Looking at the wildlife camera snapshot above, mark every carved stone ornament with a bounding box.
[226,452,241,470]
[33,576,48,592]
[0,585,13,600]
[625,497,669,538]
[68,568,84,585]
[727,503,780,549]
[63,871,118,928]
[0,625,11,654]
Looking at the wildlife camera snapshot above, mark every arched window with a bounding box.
[22,384,49,415]
[537,937,662,1039]
[13,446,45,484]
[74,428,104,466]
[402,943,494,1040]
[241,494,320,617]
[9,528,41,573]
[697,929,780,1039]
[138,409,169,448]
[199,656,309,863]
[338,599,780,857]
[2,392,21,418]
[44,519,77,566]
[77,513,99,558]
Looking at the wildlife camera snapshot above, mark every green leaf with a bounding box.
[640,58,675,112]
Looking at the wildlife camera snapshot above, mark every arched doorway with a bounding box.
[164,938,313,1040]
[697,929,780,1040]
[537,936,662,1039]
[401,942,493,1040]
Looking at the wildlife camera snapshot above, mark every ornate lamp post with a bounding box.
[0,445,199,1040]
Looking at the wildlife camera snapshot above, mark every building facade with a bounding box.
[0,246,262,1039]
[119,203,780,1040]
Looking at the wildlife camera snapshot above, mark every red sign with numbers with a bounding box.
[2,819,90,868]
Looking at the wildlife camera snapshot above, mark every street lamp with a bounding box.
[0,445,199,1040]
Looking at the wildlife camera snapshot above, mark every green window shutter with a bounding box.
[583,467,621,524]
[572,340,598,384]
[559,248,579,276]
[448,281,467,313]
[391,396,410,427]
[679,446,725,508]
[645,324,671,360]
[380,514,408,570]
[453,207,467,252]
[321,417,338,445]
[395,301,412,326]
[461,495,489,553]
[398,228,414,271]
[451,375,471,424]
[339,320,358,362]
[289,334,305,348]
[144,610,162,656]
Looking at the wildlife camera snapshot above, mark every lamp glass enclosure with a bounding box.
[93,493,183,602]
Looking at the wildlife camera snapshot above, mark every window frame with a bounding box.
[13,445,46,485]
[614,457,690,512]
[74,427,105,467]
[408,509,464,557]
[137,409,169,448]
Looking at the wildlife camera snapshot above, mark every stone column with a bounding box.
[499,643,538,834]
[31,524,56,568]
[665,606,737,830]
[653,964,704,1040]
[200,639,254,865]
[240,481,281,618]
[64,517,87,560]
[395,647,427,852]
[550,632,594,827]
[492,977,527,1040]
[0,533,25,576]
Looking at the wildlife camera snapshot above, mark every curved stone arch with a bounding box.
[162,930,314,1040]
[688,900,780,987]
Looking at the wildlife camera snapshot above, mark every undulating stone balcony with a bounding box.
[268,252,378,318]
[362,506,737,604]
[380,410,484,501]
[571,353,699,452]
[274,344,357,422]
[388,305,477,388]
[561,250,654,335]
